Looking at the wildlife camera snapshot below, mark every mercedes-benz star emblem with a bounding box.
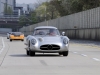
[47,45,53,50]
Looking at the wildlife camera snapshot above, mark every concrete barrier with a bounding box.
[19,7,100,41]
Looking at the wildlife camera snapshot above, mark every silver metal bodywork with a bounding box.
[25,26,69,53]
[7,32,12,39]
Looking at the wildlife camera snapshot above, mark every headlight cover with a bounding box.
[63,38,68,44]
[31,39,36,45]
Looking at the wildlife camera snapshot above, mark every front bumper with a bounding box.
[10,37,24,40]
[29,44,69,53]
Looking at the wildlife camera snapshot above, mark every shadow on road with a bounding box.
[10,54,28,57]
[10,54,62,57]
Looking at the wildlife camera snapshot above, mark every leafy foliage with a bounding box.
[50,0,100,16]
[19,0,100,26]
[4,4,13,15]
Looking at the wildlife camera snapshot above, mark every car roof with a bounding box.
[9,32,12,33]
[12,32,22,33]
[11,32,22,34]
[35,26,58,29]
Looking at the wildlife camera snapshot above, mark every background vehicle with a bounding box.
[9,32,24,41]
[7,32,12,39]
[25,26,69,56]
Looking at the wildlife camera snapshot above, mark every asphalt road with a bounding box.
[0,36,100,75]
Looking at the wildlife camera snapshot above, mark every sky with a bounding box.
[16,0,47,4]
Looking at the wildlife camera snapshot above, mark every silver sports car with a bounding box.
[25,26,69,56]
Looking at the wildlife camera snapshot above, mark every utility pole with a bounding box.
[5,0,8,15]
[27,4,30,12]
[45,6,47,22]
[1,0,13,15]
[45,0,49,26]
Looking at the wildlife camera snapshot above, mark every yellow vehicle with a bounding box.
[9,32,24,41]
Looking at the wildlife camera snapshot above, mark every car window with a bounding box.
[11,32,23,35]
[9,32,12,34]
[33,28,60,36]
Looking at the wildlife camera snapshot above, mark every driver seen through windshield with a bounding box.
[34,28,60,36]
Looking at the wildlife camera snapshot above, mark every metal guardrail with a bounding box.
[0,15,20,18]
[0,19,19,21]
[0,15,19,21]
[0,17,19,19]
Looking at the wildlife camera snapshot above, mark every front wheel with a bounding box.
[28,41,35,56]
[21,39,24,41]
[29,50,35,56]
[26,50,29,55]
[63,51,68,56]
[59,52,63,55]
[10,39,12,42]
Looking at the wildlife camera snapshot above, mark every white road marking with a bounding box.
[93,58,100,61]
[73,52,78,54]
[72,51,100,61]
[0,37,5,54]
[81,54,87,57]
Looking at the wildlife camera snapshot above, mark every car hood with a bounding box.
[35,36,62,43]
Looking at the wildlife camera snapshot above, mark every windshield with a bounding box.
[11,32,23,35]
[9,32,12,34]
[33,28,60,36]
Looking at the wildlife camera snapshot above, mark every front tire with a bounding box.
[28,41,35,56]
[21,39,24,41]
[59,52,63,55]
[63,51,68,56]
[26,50,29,55]
[29,50,35,56]
[10,39,12,42]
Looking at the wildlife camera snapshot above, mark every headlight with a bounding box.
[63,38,68,44]
[26,37,29,41]
[31,39,36,45]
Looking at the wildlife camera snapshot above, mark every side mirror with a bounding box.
[62,32,65,36]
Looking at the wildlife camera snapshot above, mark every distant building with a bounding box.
[0,0,23,17]
[0,0,16,16]
[0,0,23,32]
[13,7,23,16]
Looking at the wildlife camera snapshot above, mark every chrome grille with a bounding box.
[40,44,60,50]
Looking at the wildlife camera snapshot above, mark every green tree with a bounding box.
[47,2,60,19]
[35,2,60,21]
[50,0,67,16]
[19,11,38,26]
[4,4,8,15]
[35,3,46,21]
[49,0,100,16]
[79,0,100,10]
[19,0,100,25]
[4,4,13,15]
[30,11,38,23]
[19,15,26,26]
[7,6,13,15]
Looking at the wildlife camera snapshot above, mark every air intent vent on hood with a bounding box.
[40,44,60,50]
